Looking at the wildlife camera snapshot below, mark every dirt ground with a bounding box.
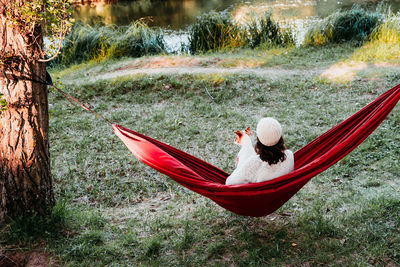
[59,56,400,85]
[0,250,57,267]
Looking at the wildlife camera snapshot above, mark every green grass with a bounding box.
[52,44,362,85]
[3,201,72,243]
[2,43,400,266]
[2,70,398,265]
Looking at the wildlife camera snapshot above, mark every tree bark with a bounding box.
[0,1,54,224]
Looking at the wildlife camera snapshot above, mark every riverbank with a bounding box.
[57,6,400,69]
[53,44,400,85]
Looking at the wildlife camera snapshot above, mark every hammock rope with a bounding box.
[5,72,115,125]
[16,73,400,217]
[51,84,114,125]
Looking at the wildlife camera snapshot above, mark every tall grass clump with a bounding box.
[351,15,400,62]
[369,15,400,44]
[188,11,243,54]
[303,6,382,46]
[57,21,165,66]
[245,12,294,48]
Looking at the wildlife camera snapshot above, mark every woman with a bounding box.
[225,117,294,185]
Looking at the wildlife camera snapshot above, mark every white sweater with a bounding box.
[235,133,256,168]
[226,148,294,186]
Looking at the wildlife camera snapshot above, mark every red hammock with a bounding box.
[113,84,400,217]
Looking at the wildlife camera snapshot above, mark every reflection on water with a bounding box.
[74,0,231,29]
[74,0,400,29]
[163,30,189,53]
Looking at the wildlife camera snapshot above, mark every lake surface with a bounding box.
[73,0,400,29]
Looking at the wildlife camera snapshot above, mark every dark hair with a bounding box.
[254,137,286,165]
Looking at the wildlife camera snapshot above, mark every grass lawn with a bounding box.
[2,46,400,266]
[53,44,358,82]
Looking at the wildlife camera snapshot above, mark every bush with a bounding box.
[303,6,382,46]
[188,11,243,54]
[57,21,165,66]
[245,12,294,48]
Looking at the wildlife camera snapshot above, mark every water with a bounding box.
[73,0,400,29]
[163,30,190,53]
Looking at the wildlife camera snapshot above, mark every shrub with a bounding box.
[57,21,165,66]
[303,6,382,46]
[188,11,243,54]
[244,12,294,48]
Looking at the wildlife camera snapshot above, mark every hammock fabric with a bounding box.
[113,84,400,217]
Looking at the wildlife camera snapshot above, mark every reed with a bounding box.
[57,21,165,65]
[188,11,243,54]
[369,16,400,44]
[351,15,400,62]
[188,11,294,53]
[303,6,382,46]
[244,12,294,48]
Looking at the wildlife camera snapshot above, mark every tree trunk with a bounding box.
[0,2,54,224]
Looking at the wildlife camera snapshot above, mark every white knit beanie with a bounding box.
[256,117,282,146]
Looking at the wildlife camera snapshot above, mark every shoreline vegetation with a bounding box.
[2,3,400,267]
[54,5,400,67]
[56,20,165,66]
